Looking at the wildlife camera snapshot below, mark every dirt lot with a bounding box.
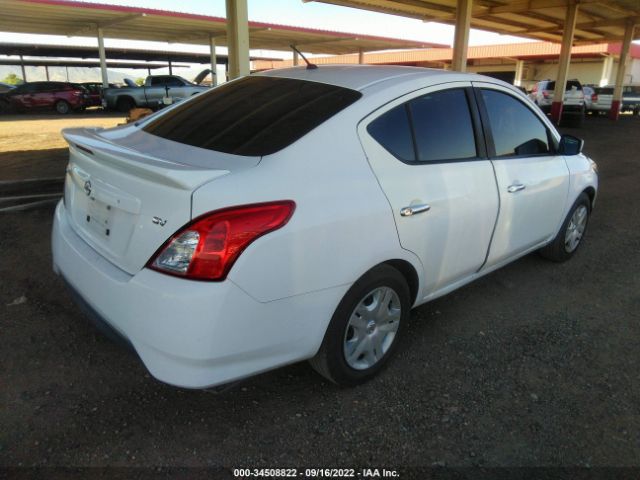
[0,114,639,475]
[0,113,124,180]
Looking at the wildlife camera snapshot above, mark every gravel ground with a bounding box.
[0,114,639,474]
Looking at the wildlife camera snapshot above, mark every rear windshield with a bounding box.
[143,76,362,156]
[545,80,582,91]
[595,87,614,95]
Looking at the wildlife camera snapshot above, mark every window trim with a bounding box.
[474,85,559,160]
[363,84,488,166]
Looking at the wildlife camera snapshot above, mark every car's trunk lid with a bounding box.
[62,126,260,275]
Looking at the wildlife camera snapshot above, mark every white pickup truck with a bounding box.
[589,85,640,115]
[103,75,209,112]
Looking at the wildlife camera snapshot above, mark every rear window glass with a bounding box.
[367,104,415,162]
[545,81,582,91]
[595,87,614,95]
[143,76,362,156]
[409,89,477,162]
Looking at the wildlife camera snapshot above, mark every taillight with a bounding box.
[147,201,295,281]
[542,91,550,98]
[592,93,598,102]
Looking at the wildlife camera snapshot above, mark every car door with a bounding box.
[145,76,170,106]
[359,83,499,298]
[145,76,181,106]
[164,77,189,100]
[32,82,55,108]
[473,82,570,267]
[12,83,35,109]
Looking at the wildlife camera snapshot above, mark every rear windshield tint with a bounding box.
[143,76,362,156]
[595,87,614,95]
[545,80,582,91]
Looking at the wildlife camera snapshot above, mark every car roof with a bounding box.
[258,65,475,91]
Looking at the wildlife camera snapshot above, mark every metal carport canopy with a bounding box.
[0,0,446,55]
[305,0,640,44]
[307,0,640,123]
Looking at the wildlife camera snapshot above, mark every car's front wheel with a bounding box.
[55,100,71,114]
[309,264,410,386]
[540,192,591,262]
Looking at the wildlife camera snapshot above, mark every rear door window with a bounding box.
[143,76,362,156]
[367,88,477,163]
[366,104,415,162]
[409,89,477,162]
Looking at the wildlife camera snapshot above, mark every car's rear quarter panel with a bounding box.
[191,107,422,304]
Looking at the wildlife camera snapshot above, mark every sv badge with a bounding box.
[152,216,167,226]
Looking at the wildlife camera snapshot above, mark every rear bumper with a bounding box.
[52,201,346,388]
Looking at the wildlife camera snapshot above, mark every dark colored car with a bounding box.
[0,82,16,93]
[0,81,88,114]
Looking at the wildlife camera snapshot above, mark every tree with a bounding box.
[2,73,24,85]
[134,77,145,86]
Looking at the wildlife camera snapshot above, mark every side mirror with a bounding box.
[559,134,584,156]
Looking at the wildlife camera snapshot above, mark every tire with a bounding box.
[309,264,410,386]
[116,97,135,113]
[539,193,591,262]
[54,100,70,114]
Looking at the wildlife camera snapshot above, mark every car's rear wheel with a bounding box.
[309,264,410,386]
[116,97,135,113]
[540,192,591,262]
[55,100,71,114]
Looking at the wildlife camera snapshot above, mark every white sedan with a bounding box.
[52,66,598,388]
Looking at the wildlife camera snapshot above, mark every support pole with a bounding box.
[209,35,218,86]
[147,67,151,76]
[452,0,472,72]
[45,65,50,81]
[610,21,635,121]
[358,48,364,65]
[19,55,27,82]
[225,0,250,80]
[293,49,299,66]
[168,59,173,75]
[599,54,613,87]
[514,59,524,87]
[97,27,109,89]
[550,2,579,125]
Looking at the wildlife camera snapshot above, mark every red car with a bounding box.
[0,81,88,114]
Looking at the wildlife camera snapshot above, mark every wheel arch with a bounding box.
[382,259,420,307]
[116,95,136,107]
[583,186,596,209]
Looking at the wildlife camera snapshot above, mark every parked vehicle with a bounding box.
[589,86,615,114]
[0,82,16,93]
[529,79,585,126]
[52,66,598,389]
[587,85,640,115]
[621,85,640,115]
[102,75,208,112]
[78,82,117,108]
[0,81,88,114]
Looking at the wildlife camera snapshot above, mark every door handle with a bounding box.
[400,204,431,217]
[507,184,526,193]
